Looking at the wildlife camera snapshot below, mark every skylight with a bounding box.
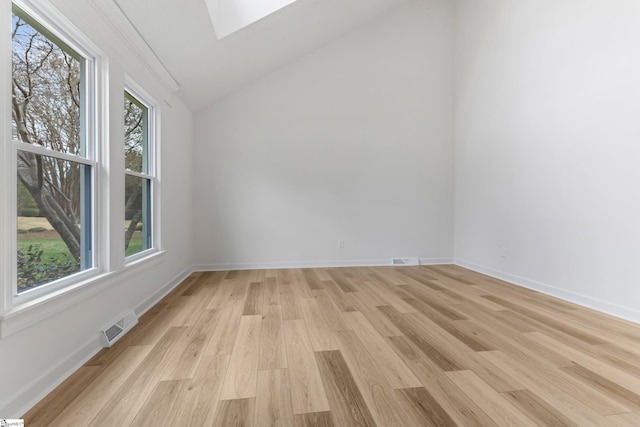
[205,0,298,39]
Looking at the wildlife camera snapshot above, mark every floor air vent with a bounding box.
[391,257,420,266]
[100,310,138,347]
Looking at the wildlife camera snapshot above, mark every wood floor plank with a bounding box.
[130,379,190,426]
[561,364,640,411]
[313,289,350,331]
[567,307,640,341]
[480,350,622,426]
[84,303,164,367]
[220,315,262,400]
[277,268,292,285]
[387,335,497,427]
[255,369,294,427]
[243,282,264,315]
[483,295,605,345]
[213,398,255,427]
[49,345,152,426]
[172,354,230,426]
[319,280,357,312]
[89,326,187,427]
[402,297,490,352]
[294,411,335,427]
[204,298,245,356]
[396,386,458,427]
[328,269,357,292]
[228,273,251,301]
[343,310,421,389]
[365,274,418,314]
[298,297,338,351]
[400,286,468,321]
[587,343,640,380]
[259,305,288,370]
[302,268,324,290]
[346,293,403,337]
[453,302,577,368]
[283,319,330,414]
[334,329,426,426]
[178,285,220,326]
[377,305,463,372]
[279,284,301,320]
[605,412,640,426]
[22,265,640,427]
[161,308,218,380]
[177,272,202,296]
[501,389,579,427]
[526,331,640,400]
[445,370,538,426]
[168,296,200,327]
[314,350,377,427]
[134,297,189,346]
[23,365,102,427]
[264,277,280,307]
[206,278,235,310]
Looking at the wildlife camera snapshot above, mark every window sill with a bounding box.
[0,250,166,338]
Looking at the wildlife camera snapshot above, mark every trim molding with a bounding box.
[1,251,167,338]
[89,0,180,93]
[134,265,195,318]
[193,257,454,272]
[9,257,640,417]
[455,258,640,325]
[0,263,192,418]
[2,334,102,418]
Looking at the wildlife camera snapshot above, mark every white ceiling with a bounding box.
[115,0,412,112]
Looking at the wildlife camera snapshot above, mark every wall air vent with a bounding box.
[100,310,138,347]
[391,257,420,266]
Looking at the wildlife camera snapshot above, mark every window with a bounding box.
[12,4,96,293]
[124,90,155,258]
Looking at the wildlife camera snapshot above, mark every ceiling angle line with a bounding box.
[112,0,181,90]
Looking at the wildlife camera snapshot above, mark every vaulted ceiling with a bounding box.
[114,0,412,112]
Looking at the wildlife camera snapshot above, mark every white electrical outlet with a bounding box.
[339,240,345,248]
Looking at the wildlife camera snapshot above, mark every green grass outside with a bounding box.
[19,235,144,260]
[126,235,143,256]
[17,238,75,264]
[17,217,145,288]
[18,217,145,263]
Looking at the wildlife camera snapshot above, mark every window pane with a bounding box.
[124,93,147,173]
[17,151,91,292]
[125,175,151,256]
[12,7,83,156]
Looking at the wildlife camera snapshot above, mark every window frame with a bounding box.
[123,77,160,263]
[6,0,104,305]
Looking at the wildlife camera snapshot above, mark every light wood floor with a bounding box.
[24,265,640,426]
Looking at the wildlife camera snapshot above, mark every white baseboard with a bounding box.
[1,264,194,419]
[3,334,102,418]
[420,258,454,266]
[193,257,454,272]
[456,258,640,325]
[134,265,195,318]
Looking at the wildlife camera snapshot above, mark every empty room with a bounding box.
[1,0,640,425]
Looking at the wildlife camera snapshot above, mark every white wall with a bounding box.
[194,0,455,268]
[0,0,194,416]
[454,0,640,322]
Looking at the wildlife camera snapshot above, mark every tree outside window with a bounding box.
[12,5,94,291]
[124,91,153,257]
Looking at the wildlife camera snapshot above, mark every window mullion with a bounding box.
[14,141,96,167]
[124,169,152,180]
